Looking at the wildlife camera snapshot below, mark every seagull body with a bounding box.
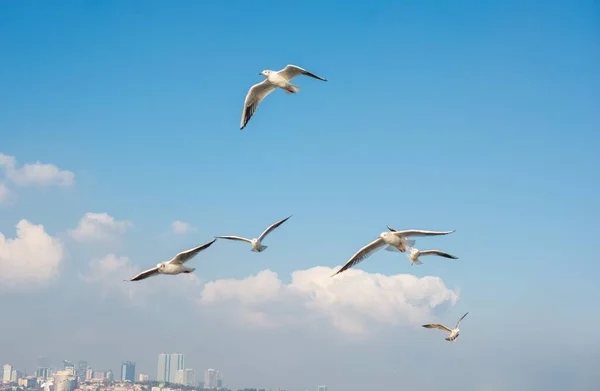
[125,239,217,282]
[422,312,469,342]
[216,215,291,252]
[240,64,327,130]
[407,247,458,266]
[331,229,456,276]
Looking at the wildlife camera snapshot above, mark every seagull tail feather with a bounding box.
[285,84,301,94]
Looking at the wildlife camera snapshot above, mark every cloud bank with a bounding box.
[70,212,133,242]
[200,266,459,336]
[0,152,75,187]
[0,219,64,292]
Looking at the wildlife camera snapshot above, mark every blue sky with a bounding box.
[1,1,599,390]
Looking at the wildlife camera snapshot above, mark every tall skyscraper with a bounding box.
[157,354,168,382]
[168,353,184,383]
[156,353,184,383]
[77,361,87,381]
[85,367,93,381]
[3,364,12,384]
[216,371,223,388]
[121,362,135,382]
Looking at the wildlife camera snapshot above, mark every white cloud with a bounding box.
[0,152,75,187]
[0,182,11,204]
[0,219,64,291]
[171,220,193,235]
[200,266,459,336]
[70,212,133,242]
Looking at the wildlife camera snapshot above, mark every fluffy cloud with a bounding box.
[200,266,459,336]
[70,212,133,242]
[0,152,75,187]
[0,182,11,204]
[171,220,193,234]
[0,219,64,291]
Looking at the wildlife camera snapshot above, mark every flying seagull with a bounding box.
[331,229,455,276]
[125,239,217,282]
[422,312,469,342]
[215,215,291,252]
[240,64,327,130]
[407,247,458,266]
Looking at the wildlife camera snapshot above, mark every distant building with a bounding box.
[156,353,184,383]
[106,370,114,381]
[138,374,149,383]
[92,371,105,380]
[2,364,12,384]
[184,369,195,386]
[54,370,76,391]
[204,369,218,389]
[77,361,87,381]
[317,386,327,391]
[85,367,92,381]
[216,371,222,388]
[121,362,135,382]
[37,367,50,380]
[10,369,19,383]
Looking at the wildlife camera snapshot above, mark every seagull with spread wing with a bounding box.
[215,215,291,252]
[407,247,458,266]
[422,312,469,342]
[240,64,327,130]
[331,228,456,276]
[125,238,217,282]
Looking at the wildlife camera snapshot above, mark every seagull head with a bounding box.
[259,70,273,77]
[157,262,165,270]
[379,232,391,240]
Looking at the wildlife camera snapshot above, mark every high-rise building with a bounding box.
[157,354,168,382]
[156,353,184,383]
[168,353,184,383]
[10,370,18,383]
[85,367,93,381]
[138,374,149,383]
[317,386,327,391]
[2,364,12,384]
[184,369,195,386]
[121,361,135,382]
[204,369,217,389]
[77,361,87,381]
[106,370,114,381]
[63,361,75,374]
[216,371,223,388]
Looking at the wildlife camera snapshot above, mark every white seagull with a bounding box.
[331,228,455,276]
[422,312,469,342]
[240,64,327,130]
[215,215,291,252]
[125,238,217,282]
[407,247,458,266]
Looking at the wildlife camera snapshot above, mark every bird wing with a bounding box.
[455,312,469,328]
[391,229,455,238]
[277,64,328,81]
[214,235,253,243]
[331,237,386,276]
[126,266,160,282]
[168,238,217,265]
[240,79,277,130]
[422,324,453,333]
[418,250,459,259]
[387,225,398,232]
[257,215,292,242]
